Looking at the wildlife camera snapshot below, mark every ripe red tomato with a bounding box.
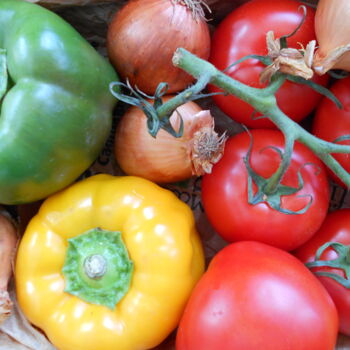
[312,76,350,187]
[176,241,338,350]
[294,209,350,336]
[208,0,329,128]
[201,129,330,251]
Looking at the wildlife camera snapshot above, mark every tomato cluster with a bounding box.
[172,0,350,349]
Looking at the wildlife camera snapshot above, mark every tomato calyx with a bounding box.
[306,242,350,288]
[243,134,313,214]
[260,5,315,82]
[334,135,350,143]
[219,43,341,109]
[0,49,7,101]
[216,3,341,109]
[260,30,315,83]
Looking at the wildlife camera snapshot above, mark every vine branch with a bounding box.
[171,48,350,187]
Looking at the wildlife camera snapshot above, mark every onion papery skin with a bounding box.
[107,0,211,94]
[313,0,350,74]
[114,99,221,184]
[0,213,18,324]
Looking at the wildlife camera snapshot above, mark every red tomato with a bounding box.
[208,0,329,128]
[201,129,330,251]
[294,209,350,336]
[312,76,350,187]
[176,241,338,350]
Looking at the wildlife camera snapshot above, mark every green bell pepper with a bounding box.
[0,0,118,205]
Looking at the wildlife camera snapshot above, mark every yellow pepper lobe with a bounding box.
[62,228,133,310]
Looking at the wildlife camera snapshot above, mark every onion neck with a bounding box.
[171,0,210,21]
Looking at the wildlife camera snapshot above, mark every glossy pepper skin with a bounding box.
[0,0,118,204]
[16,174,205,350]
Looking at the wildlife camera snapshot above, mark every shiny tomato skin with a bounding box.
[176,241,338,350]
[312,76,350,187]
[209,0,329,128]
[201,129,330,251]
[294,209,350,335]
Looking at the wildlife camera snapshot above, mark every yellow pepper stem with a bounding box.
[84,254,107,279]
[62,227,134,310]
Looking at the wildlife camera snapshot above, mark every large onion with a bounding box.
[107,0,211,94]
[114,99,226,183]
[313,0,350,74]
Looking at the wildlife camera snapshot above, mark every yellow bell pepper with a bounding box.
[15,174,205,350]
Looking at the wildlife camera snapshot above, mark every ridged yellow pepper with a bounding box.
[15,174,205,350]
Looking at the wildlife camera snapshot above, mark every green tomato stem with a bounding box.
[264,134,295,194]
[156,72,212,119]
[170,48,350,188]
[306,242,350,288]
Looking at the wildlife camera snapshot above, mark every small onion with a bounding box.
[114,99,226,183]
[106,0,211,94]
[313,0,350,74]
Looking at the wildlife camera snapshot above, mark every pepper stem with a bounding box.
[62,228,133,310]
[0,49,8,101]
[84,254,107,279]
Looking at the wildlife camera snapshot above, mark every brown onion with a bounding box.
[107,0,211,94]
[313,0,350,74]
[114,98,226,183]
[0,212,18,324]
